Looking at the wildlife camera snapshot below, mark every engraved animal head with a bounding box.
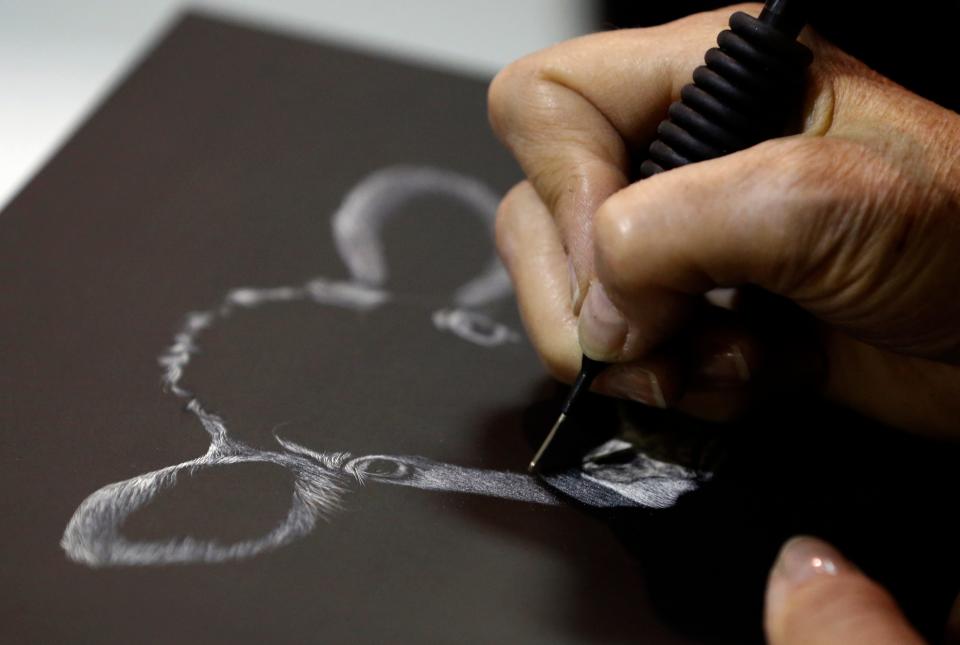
[61,166,709,568]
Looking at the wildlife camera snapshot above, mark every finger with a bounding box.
[701,286,960,437]
[672,315,758,422]
[497,181,693,409]
[579,134,861,363]
[593,305,761,420]
[591,352,682,411]
[488,6,759,300]
[587,301,760,417]
[764,536,924,645]
[495,181,580,381]
[672,388,753,422]
[496,181,827,422]
[642,290,826,422]
[822,329,960,438]
[945,591,960,645]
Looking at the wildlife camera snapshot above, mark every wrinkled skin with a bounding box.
[488,3,960,642]
[488,3,960,436]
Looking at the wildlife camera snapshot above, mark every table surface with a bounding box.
[0,0,592,210]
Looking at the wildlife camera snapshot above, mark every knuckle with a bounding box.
[486,66,514,139]
[487,54,543,143]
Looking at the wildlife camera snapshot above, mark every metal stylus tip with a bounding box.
[527,413,566,473]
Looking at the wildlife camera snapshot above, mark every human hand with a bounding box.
[765,536,932,644]
[488,3,960,434]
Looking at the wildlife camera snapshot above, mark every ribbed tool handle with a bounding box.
[639,10,812,179]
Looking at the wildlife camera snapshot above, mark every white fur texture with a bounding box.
[62,166,704,568]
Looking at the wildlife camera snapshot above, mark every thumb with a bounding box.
[578,135,865,363]
[764,536,924,645]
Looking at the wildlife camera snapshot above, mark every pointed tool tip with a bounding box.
[527,413,566,473]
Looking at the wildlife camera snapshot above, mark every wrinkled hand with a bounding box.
[488,3,960,434]
[765,536,931,645]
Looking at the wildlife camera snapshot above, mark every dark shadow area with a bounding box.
[463,381,960,643]
[447,378,710,644]
[9,9,960,644]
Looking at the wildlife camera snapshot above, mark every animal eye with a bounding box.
[346,456,413,481]
[431,308,520,348]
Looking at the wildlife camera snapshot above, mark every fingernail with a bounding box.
[766,536,849,626]
[695,345,750,386]
[568,258,582,312]
[578,281,628,361]
[769,536,848,603]
[597,368,667,409]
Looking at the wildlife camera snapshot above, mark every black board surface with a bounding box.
[3,11,960,645]
[0,12,708,645]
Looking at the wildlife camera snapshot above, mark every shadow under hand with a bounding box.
[456,382,960,644]
[451,378,731,645]
[607,399,960,643]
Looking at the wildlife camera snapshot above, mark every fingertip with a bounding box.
[764,536,924,645]
[494,181,584,385]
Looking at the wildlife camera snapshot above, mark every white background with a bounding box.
[0,0,595,209]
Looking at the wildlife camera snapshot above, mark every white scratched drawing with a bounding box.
[62,166,708,568]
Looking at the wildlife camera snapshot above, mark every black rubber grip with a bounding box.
[639,10,812,178]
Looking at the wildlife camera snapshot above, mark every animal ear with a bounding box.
[61,456,321,567]
[331,166,513,309]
